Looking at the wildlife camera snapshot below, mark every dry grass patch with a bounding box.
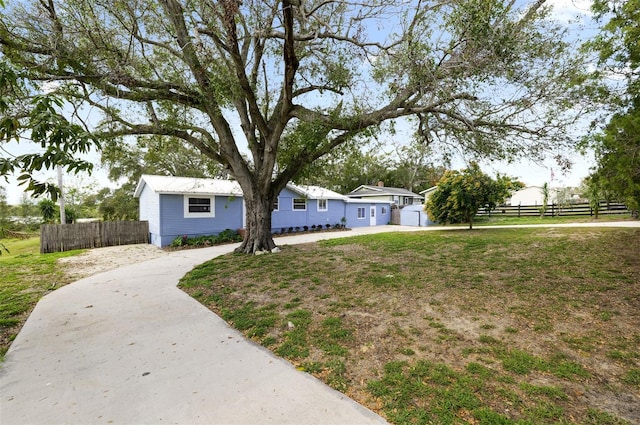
[180,227,640,424]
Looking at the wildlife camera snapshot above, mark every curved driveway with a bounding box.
[1,222,638,424]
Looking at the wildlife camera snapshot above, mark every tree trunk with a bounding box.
[235,190,277,254]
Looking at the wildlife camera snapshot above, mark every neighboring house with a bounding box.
[135,175,392,247]
[419,186,438,202]
[508,186,559,206]
[347,182,423,206]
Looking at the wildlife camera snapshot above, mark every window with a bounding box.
[403,197,413,205]
[382,207,387,214]
[184,196,215,218]
[357,207,366,219]
[317,199,327,211]
[293,198,307,211]
[273,197,279,211]
[371,207,375,217]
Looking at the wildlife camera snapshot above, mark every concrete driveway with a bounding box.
[1,228,397,425]
[1,222,638,424]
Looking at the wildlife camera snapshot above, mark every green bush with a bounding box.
[170,229,241,248]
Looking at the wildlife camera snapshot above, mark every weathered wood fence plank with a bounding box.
[477,201,631,217]
[40,221,149,253]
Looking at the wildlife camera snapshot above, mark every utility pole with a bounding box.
[57,165,66,224]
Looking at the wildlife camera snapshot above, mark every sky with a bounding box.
[1,0,600,205]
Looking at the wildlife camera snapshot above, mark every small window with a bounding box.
[371,208,375,217]
[382,207,387,214]
[317,199,327,211]
[357,207,366,219]
[273,197,279,211]
[184,196,215,218]
[293,198,307,211]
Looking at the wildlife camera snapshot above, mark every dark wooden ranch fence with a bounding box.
[477,201,630,218]
[40,221,149,253]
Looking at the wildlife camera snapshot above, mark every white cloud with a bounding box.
[545,0,593,24]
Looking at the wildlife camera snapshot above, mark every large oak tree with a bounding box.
[585,0,640,212]
[1,0,588,253]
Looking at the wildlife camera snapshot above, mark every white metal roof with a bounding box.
[286,183,346,200]
[135,175,348,200]
[134,175,243,197]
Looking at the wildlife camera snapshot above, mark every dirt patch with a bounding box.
[58,244,168,280]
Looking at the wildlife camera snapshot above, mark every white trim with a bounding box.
[369,206,376,226]
[242,199,246,228]
[293,198,307,211]
[317,199,328,212]
[184,195,215,218]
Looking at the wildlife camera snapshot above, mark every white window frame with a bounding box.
[184,195,215,218]
[357,207,366,219]
[317,199,328,212]
[293,198,307,211]
[273,197,279,212]
[382,207,387,214]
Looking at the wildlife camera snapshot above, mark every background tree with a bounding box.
[38,198,56,223]
[102,135,228,184]
[584,0,640,213]
[0,185,10,237]
[388,143,447,193]
[1,0,589,253]
[94,187,140,221]
[540,182,550,217]
[580,174,603,219]
[294,139,446,194]
[426,162,518,229]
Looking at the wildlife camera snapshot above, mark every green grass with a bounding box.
[180,226,640,424]
[472,214,634,226]
[0,237,82,359]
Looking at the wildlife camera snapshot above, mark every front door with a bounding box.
[370,206,376,226]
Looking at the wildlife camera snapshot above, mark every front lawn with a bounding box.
[180,227,640,424]
[0,238,80,359]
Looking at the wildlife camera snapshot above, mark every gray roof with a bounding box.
[347,185,423,198]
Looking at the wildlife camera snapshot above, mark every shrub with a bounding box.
[170,230,241,248]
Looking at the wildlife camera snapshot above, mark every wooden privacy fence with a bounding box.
[477,201,630,218]
[40,221,149,254]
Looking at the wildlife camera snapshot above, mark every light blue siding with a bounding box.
[344,202,392,228]
[141,180,396,247]
[344,204,369,228]
[154,194,243,246]
[377,204,392,225]
[271,188,345,231]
